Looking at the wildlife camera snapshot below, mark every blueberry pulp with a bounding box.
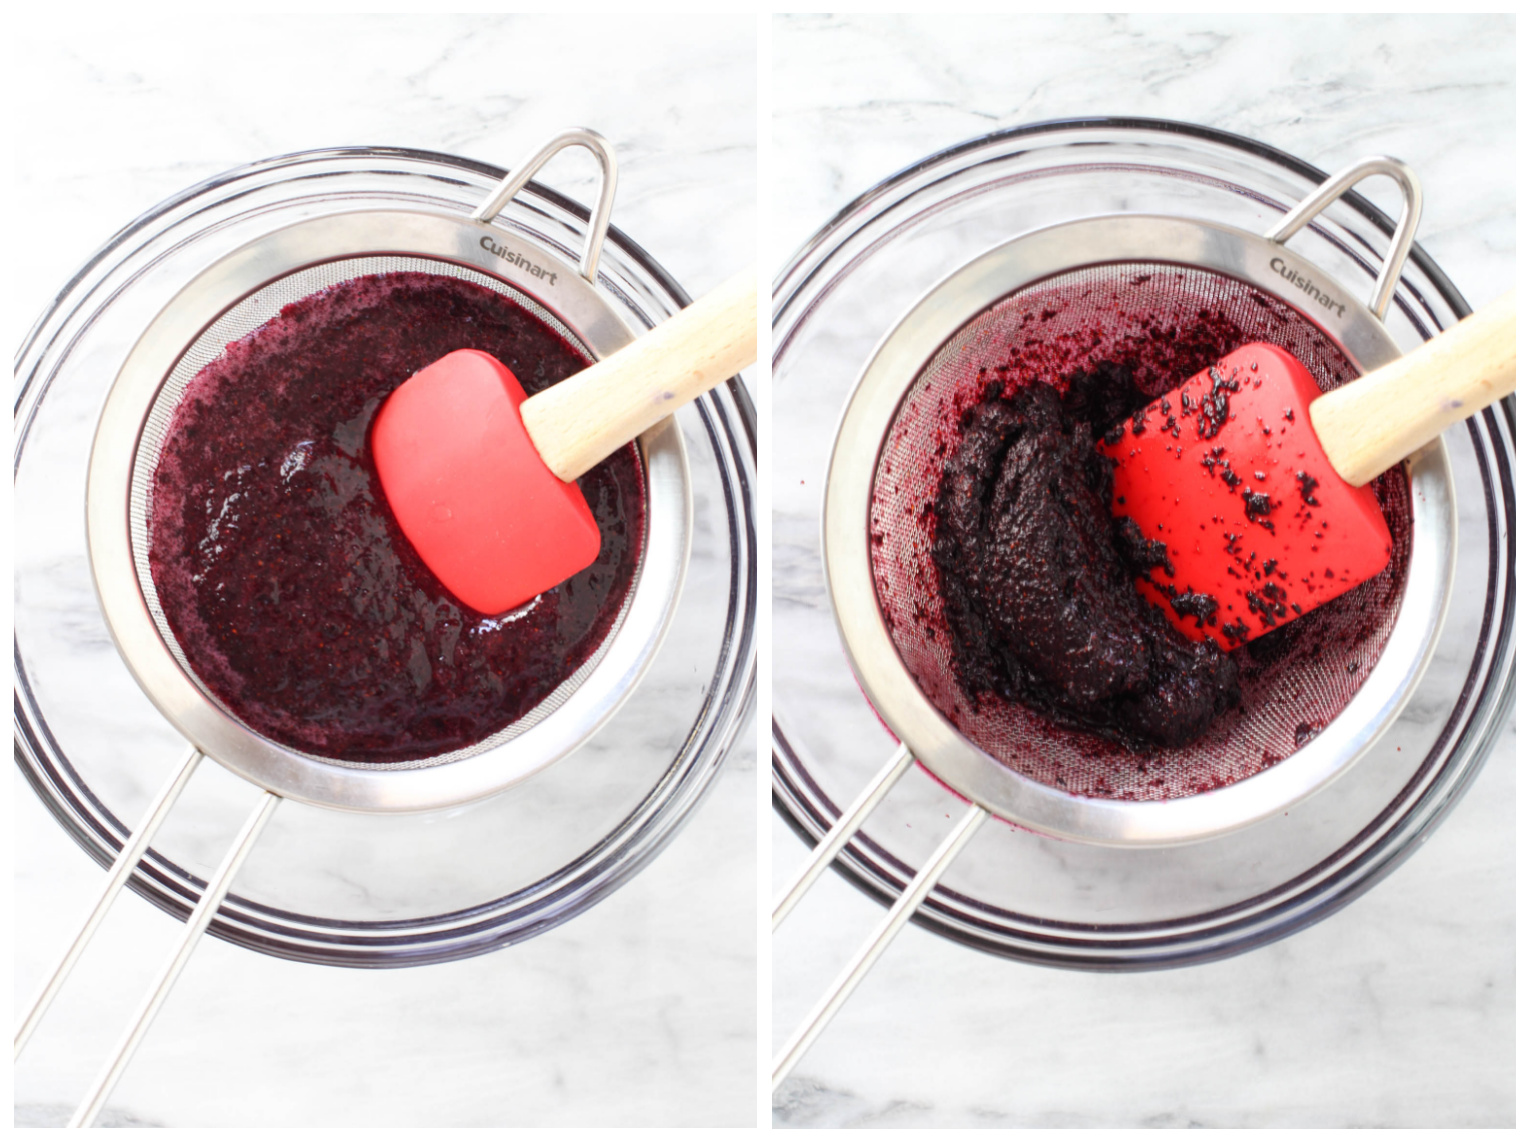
[932,374,1240,750]
[148,272,645,764]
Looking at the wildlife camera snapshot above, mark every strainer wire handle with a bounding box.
[14,746,204,1062]
[69,789,280,1129]
[772,744,914,930]
[772,801,989,1091]
[1263,155,1422,322]
[471,127,619,284]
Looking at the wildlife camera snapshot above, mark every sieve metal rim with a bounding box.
[85,208,693,813]
[822,213,1456,846]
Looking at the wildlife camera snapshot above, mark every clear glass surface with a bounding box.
[16,147,756,966]
[771,118,1513,968]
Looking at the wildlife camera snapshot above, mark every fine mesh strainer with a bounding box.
[18,129,695,1125]
[773,157,1457,1085]
[863,265,1422,808]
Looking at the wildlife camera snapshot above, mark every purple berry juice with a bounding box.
[148,272,644,764]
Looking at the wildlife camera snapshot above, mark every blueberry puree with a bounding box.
[148,272,644,763]
[931,377,1240,749]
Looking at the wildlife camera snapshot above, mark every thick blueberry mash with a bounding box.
[931,370,1240,750]
[148,272,644,764]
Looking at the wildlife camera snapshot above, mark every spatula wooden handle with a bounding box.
[1310,289,1515,486]
[521,268,757,481]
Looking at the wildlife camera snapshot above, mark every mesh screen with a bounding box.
[869,264,1411,801]
[130,256,642,771]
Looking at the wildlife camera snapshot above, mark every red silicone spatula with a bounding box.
[1101,290,1515,650]
[372,268,756,614]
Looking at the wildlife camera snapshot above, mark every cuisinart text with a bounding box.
[481,236,559,286]
[1269,256,1345,319]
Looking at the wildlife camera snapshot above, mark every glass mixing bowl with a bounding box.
[771,117,1513,968]
[16,146,756,967]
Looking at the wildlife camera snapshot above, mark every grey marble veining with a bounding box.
[771,12,1513,1129]
[14,13,755,1128]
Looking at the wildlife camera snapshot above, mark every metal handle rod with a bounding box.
[772,801,989,1091]
[470,127,619,284]
[773,744,914,930]
[15,746,204,1061]
[1264,155,1423,321]
[68,790,280,1130]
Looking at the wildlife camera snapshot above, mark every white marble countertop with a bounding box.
[13,13,756,1128]
[770,13,1514,1129]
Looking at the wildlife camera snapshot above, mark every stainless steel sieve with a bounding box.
[18,128,697,1125]
[774,156,1458,1086]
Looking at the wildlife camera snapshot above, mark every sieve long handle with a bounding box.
[773,744,914,930]
[69,789,280,1129]
[15,746,204,1061]
[772,801,989,1091]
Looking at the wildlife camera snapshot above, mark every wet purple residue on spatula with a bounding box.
[148,272,644,764]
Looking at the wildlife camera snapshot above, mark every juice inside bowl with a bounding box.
[148,271,646,764]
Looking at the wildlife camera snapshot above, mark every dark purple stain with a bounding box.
[1296,470,1320,507]
[1170,590,1219,628]
[1194,364,1241,439]
[1242,488,1276,532]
